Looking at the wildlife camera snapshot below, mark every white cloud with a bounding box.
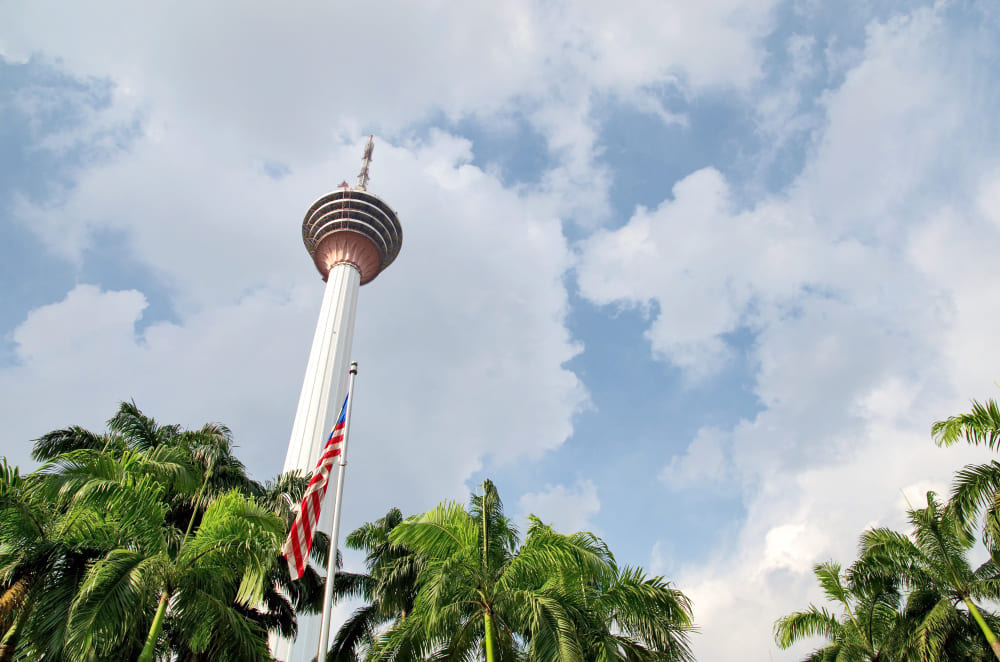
[0,1,775,126]
[792,9,970,237]
[578,6,1000,660]
[676,423,992,660]
[0,0,778,236]
[519,479,601,534]
[11,285,147,364]
[1,284,314,471]
[660,426,731,490]
[577,167,824,380]
[649,540,671,576]
[908,199,1000,399]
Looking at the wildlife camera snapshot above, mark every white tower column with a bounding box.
[283,261,361,474]
[273,262,360,662]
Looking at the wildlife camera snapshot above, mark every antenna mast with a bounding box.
[356,135,374,190]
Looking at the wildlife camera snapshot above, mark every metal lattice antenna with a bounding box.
[356,135,374,190]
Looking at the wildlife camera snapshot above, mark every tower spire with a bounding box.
[356,135,374,190]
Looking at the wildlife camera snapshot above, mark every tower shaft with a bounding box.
[283,261,361,475]
[273,262,361,662]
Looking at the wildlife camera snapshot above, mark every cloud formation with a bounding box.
[519,480,601,534]
[577,6,1000,659]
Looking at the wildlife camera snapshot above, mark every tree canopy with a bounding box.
[0,402,325,661]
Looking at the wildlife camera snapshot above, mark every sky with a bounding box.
[2,1,1000,659]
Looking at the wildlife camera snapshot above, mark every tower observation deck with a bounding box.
[301,137,402,284]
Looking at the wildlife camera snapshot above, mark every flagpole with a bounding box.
[317,361,358,662]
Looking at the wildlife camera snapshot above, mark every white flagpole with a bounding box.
[317,361,358,662]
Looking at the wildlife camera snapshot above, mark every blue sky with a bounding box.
[3,1,1000,659]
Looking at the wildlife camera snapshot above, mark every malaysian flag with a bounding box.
[282,394,349,580]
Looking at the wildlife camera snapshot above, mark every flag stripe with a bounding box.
[282,395,349,580]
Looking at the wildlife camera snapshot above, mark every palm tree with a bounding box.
[18,403,293,661]
[0,448,192,662]
[574,564,695,662]
[892,583,998,661]
[775,551,999,661]
[775,561,905,662]
[372,480,611,662]
[34,401,260,535]
[933,398,1000,451]
[37,445,284,662]
[932,398,1000,549]
[859,491,1000,660]
[371,479,693,662]
[326,507,422,662]
[0,458,77,661]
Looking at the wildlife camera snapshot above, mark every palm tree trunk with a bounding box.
[182,470,211,544]
[483,609,496,662]
[480,480,495,662]
[138,590,170,662]
[138,464,205,662]
[964,597,1000,660]
[0,590,32,662]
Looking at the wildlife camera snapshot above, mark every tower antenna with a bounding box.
[356,135,374,190]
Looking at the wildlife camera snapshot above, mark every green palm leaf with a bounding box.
[66,549,164,659]
[933,399,1000,450]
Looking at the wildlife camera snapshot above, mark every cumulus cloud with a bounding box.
[0,0,778,234]
[12,285,147,364]
[579,5,999,477]
[675,421,992,660]
[578,5,1000,660]
[578,166,826,380]
[660,426,731,490]
[1,283,315,472]
[519,479,601,534]
[0,0,775,126]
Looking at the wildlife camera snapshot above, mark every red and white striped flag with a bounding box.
[282,395,349,580]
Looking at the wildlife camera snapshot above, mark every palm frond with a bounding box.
[31,426,110,462]
[513,587,584,662]
[172,581,271,661]
[65,549,164,660]
[590,566,694,653]
[328,603,382,662]
[951,461,1000,534]
[499,521,614,593]
[107,400,182,451]
[912,597,960,662]
[390,502,478,563]
[774,607,842,649]
[933,399,1000,450]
